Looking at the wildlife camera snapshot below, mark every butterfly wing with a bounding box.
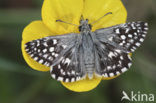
[93,21,148,77]
[95,21,148,53]
[50,43,86,82]
[25,33,85,82]
[93,41,132,77]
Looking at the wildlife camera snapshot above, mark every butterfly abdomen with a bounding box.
[81,33,95,79]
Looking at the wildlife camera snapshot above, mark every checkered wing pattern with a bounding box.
[25,33,84,82]
[94,21,148,77]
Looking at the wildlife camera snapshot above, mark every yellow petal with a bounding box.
[61,77,102,92]
[22,0,128,92]
[42,0,84,34]
[22,21,53,71]
[82,0,127,31]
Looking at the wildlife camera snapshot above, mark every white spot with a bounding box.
[121,67,127,73]
[138,27,142,29]
[30,54,34,57]
[48,56,53,60]
[49,47,54,52]
[128,63,132,67]
[113,65,116,69]
[62,72,66,75]
[76,77,81,81]
[115,49,121,53]
[133,46,137,50]
[43,49,47,53]
[108,52,115,58]
[36,40,40,46]
[43,54,48,58]
[114,52,118,56]
[55,54,59,57]
[115,29,120,34]
[109,73,114,77]
[121,35,126,40]
[142,34,146,37]
[109,37,113,41]
[27,51,32,54]
[103,73,108,77]
[107,66,111,70]
[136,24,140,27]
[144,23,148,26]
[30,43,35,45]
[129,39,134,43]
[60,69,63,73]
[144,28,148,30]
[71,71,75,75]
[51,74,56,79]
[34,48,37,51]
[71,78,75,82]
[116,71,120,75]
[65,58,71,65]
[128,55,132,60]
[65,78,69,82]
[143,31,147,34]
[67,72,71,75]
[131,24,136,29]
[62,58,65,63]
[52,52,55,56]
[125,29,129,33]
[46,63,50,67]
[122,41,126,44]
[43,42,48,47]
[136,42,141,47]
[57,77,63,81]
[34,57,38,61]
[134,36,138,39]
[62,45,67,49]
[128,34,133,38]
[39,59,44,64]
[58,65,61,69]
[119,43,123,46]
[134,32,137,35]
[44,62,48,66]
[131,48,135,52]
[38,49,41,52]
[140,38,144,42]
[127,43,130,46]
[119,60,122,64]
[120,56,124,60]
[137,30,140,33]
[53,39,57,45]
[39,53,42,56]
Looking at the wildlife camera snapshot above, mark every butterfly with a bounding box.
[25,13,148,82]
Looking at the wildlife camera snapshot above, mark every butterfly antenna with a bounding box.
[91,12,113,24]
[56,20,79,26]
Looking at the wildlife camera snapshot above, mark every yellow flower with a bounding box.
[22,0,127,92]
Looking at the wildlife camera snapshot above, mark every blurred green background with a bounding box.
[0,0,156,103]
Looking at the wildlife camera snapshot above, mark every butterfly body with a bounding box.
[25,18,148,82]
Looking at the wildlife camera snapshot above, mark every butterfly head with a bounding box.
[79,19,92,32]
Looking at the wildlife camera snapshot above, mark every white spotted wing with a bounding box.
[25,33,85,82]
[94,21,148,77]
